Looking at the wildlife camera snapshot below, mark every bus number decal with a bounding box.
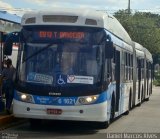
[57,98,76,105]
[63,98,76,105]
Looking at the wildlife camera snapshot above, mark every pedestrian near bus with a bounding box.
[2,58,16,114]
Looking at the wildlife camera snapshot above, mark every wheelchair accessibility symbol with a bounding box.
[57,75,66,85]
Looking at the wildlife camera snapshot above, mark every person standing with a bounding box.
[2,58,16,114]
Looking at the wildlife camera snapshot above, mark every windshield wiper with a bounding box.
[23,43,54,63]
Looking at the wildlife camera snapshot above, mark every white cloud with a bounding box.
[1,0,159,16]
[25,0,129,15]
[25,0,46,5]
[2,0,153,16]
[0,1,32,16]
[0,1,14,11]
[0,1,22,15]
[24,0,130,10]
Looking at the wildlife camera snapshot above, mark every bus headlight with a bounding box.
[78,95,98,105]
[17,92,35,103]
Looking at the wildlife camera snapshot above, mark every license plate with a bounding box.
[47,109,62,115]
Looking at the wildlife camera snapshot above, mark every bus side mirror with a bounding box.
[3,32,19,56]
[105,41,113,59]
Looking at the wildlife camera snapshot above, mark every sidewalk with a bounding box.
[106,86,160,132]
[0,91,16,129]
[0,111,26,130]
[0,89,25,129]
[0,111,15,129]
[0,101,25,130]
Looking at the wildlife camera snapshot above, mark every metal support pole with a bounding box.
[128,0,131,14]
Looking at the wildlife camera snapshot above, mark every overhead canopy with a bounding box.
[0,11,21,24]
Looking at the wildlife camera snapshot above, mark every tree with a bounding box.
[114,10,160,65]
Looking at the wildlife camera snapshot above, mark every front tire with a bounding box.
[110,94,115,121]
[124,91,132,115]
[98,94,115,129]
[99,121,109,129]
[145,97,149,101]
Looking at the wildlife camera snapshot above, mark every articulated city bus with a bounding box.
[3,8,153,128]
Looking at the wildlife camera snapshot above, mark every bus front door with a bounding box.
[115,50,120,112]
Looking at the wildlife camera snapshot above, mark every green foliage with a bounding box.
[153,71,160,86]
[114,11,160,65]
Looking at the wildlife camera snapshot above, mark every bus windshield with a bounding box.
[18,26,106,89]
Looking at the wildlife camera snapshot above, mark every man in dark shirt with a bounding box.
[2,58,16,114]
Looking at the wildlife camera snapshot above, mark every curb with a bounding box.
[0,114,26,130]
[0,114,15,126]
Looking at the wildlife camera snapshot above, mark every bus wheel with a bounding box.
[145,97,149,101]
[137,101,141,107]
[124,92,131,115]
[99,121,109,129]
[141,87,144,102]
[29,119,42,128]
[110,95,115,122]
[145,85,151,101]
[99,94,115,129]
[129,91,132,110]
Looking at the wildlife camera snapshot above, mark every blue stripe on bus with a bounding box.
[14,90,110,106]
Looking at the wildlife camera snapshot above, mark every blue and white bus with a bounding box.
[3,8,153,128]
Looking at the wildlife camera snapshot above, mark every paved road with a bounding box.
[106,86,160,133]
[0,86,160,139]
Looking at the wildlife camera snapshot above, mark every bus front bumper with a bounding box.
[13,99,109,122]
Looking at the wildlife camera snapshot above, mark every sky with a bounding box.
[0,0,160,16]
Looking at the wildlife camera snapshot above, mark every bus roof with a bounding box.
[134,42,144,51]
[134,42,153,61]
[0,11,21,24]
[134,42,145,57]
[144,47,153,62]
[21,8,132,45]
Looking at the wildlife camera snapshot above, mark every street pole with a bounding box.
[128,0,131,14]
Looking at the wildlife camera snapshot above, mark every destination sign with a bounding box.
[35,31,85,40]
